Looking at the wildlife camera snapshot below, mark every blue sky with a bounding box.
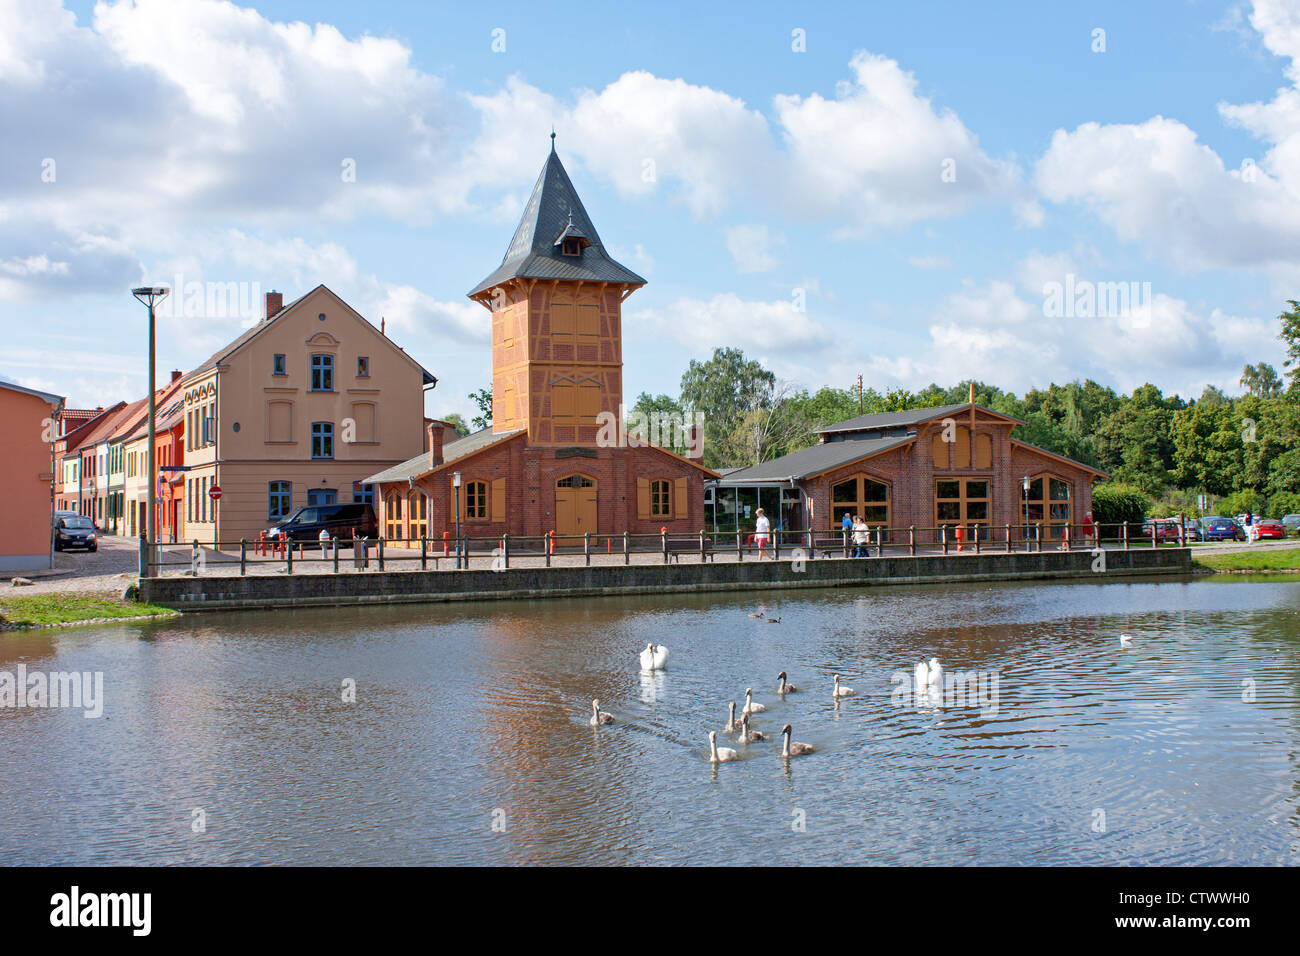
[5,0,1300,420]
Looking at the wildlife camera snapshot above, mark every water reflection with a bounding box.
[0,576,1297,865]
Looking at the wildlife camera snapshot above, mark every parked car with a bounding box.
[266,503,378,546]
[1282,514,1300,537]
[54,515,97,552]
[1253,518,1286,540]
[1183,520,1203,542]
[1142,518,1182,542]
[1201,516,1246,542]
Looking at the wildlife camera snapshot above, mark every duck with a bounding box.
[639,642,669,671]
[781,724,814,757]
[709,730,739,763]
[738,713,766,742]
[1119,634,1133,647]
[724,700,740,732]
[589,699,614,726]
[766,617,782,624]
[748,612,764,618]
[742,687,767,715]
[832,674,857,699]
[777,671,798,694]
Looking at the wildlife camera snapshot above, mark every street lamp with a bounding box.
[1021,475,1031,553]
[453,471,462,569]
[132,286,169,576]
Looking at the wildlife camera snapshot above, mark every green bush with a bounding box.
[1267,491,1300,519]
[1217,490,1266,518]
[1091,482,1148,528]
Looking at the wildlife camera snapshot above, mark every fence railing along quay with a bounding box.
[138,518,1192,578]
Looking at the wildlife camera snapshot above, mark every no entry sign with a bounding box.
[208,484,222,501]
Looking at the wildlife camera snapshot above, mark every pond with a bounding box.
[1,576,1297,865]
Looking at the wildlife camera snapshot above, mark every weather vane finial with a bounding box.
[550,126,556,150]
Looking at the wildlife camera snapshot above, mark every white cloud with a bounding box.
[724,225,785,273]
[630,293,832,354]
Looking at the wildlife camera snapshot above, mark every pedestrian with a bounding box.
[1244,510,1255,543]
[852,515,869,558]
[1082,510,1095,549]
[754,508,771,559]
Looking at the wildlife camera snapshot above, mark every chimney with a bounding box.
[170,369,182,383]
[265,290,283,321]
[968,382,975,405]
[428,421,444,468]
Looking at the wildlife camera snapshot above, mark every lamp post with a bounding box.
[1021,475,1031,553]
[132,286,169,575]
[453,471,462,569]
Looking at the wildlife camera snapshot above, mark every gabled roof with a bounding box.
[183,284,436,386]
[362,428,526,485]
[467,143,647,297]
[818,402,1025,435]
[1009,438,1109,478]
[715,433,915,483]
[77,401,142,450]
[59,402,125,455]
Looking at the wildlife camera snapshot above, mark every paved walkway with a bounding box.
[10,533,1296,596]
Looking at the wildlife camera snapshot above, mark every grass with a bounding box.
[1192,548,1300,573]
[0,594,178,628]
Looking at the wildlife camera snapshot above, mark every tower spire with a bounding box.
[550,126,556,151]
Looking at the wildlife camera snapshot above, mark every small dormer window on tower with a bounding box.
[554,214,591,258]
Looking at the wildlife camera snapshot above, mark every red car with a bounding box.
[1142,519,1182,542]
[1253,519,1285,540]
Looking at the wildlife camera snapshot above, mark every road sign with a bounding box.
[208,484,222,501]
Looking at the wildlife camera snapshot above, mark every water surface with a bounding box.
[2,576,1297,865]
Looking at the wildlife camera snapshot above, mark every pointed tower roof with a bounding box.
[468,141,647,297]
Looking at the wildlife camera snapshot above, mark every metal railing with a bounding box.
[138,517,1195,577]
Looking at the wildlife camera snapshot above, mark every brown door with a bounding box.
[555,475,597,536]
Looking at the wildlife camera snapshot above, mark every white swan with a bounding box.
[777,671,798,694]
[927,657,943,687]
[914,660,930,690]
[781,724,814,757]
[738,713,766,743]
[1119,634,1133,647]
[742,687,766,715]
[639,642,669,671]
[709,730,739,763]
[832,674,857,698]
[724,700,740,732]
[589,699,614,726]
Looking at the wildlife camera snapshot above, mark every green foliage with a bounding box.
[469,387,492,431]
[1217,489,1265,517]
[1241,362,1283,398]
[1091,482,1149,526]
[441,413,470,437]
[680,348,778,468]
[1280,300,1300,393]
[1267,491,1300,519]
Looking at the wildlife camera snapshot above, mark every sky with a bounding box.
[4,0,1300,421]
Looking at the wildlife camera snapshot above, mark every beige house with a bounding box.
[175,286,435,545]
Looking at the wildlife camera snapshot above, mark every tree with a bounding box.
[469,386,492,431]
[441,413,470,437]
[1240,362,1283,399]
[1279,300,1300,393]
[679,348,779,468]
[626,392,691,456]
[719,381,811,467]
[1171,401,1243,496]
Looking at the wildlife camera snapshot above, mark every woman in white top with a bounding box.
[754,508,771,559]
[852,515,869,558]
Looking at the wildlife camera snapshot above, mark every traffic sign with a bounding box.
[208,484,222,501]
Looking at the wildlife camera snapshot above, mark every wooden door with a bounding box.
[555,475,597,536]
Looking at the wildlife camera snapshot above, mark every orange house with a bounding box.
[0,379,64,572]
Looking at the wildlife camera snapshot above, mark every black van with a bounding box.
[267,503,378,545]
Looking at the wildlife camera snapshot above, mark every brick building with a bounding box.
[366,140,716,543]
[709,389,1106,544]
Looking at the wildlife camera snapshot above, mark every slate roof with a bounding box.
[362,428,525,485]
[467,144,647,297]
[715,434,915,483]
